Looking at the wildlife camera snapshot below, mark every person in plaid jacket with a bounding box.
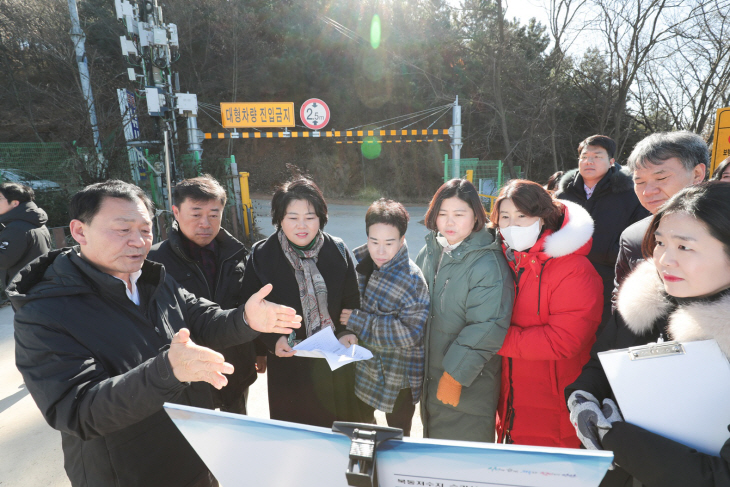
[340,199,430,435]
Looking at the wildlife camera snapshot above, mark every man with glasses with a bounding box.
[555,135,649,333]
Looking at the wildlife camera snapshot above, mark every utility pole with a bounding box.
[67,0,105,177]
[114,0,199,211]
[450,96,462,179]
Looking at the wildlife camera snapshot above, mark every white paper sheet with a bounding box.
[292,326,373,370]
[165,404,614,487]
[599,339,730,456]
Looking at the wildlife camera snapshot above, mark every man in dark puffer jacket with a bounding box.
[11,180,300,487]
[0,183,51,287]
[555,135,649,333]
[149,175,264,415]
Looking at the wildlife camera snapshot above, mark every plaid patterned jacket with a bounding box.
[348,242,430,413]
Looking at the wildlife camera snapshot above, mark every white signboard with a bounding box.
[165,404,613,487]
[300,98,330,130]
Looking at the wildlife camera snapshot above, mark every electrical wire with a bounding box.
[346,104,451,131]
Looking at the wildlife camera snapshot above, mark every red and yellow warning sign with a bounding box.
[220,102,295,128]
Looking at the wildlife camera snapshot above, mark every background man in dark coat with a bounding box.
[0,183,51,287]
[148,175,263,415]
[11,180,300,487]
[555,135,650,332]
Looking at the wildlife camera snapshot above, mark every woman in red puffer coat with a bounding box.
[491,180,603,448]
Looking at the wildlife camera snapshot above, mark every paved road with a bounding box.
[0,201,429,485]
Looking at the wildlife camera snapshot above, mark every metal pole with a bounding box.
[67,0,104,175]
[451,96,462,179]
[186,116,203,164]
[163,130,173,212]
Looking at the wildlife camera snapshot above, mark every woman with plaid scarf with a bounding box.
[240,177,370,427]
[340,199,430,436]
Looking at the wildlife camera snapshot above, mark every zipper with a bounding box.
[536,258,552,316]
[503,357,516,444]
[439,278,450,310]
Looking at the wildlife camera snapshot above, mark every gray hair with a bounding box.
[626,131,709,173]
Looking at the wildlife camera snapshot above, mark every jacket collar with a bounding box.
[0,201,48,226]
[505,200,594,273]
[558,164,635,196]
[353,240,410,275]
[617,260,730,358]
[425,226,497,262]
[7,246,166,310]
[167,220,244,264]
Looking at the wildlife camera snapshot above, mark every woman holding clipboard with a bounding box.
[566,181,730,486]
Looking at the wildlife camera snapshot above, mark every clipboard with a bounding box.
[598,339,730,456]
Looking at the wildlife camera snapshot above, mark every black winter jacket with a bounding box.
[0,201,52,286]
[611,216,652,309]
[10,248,259,487]
[567,261,730,486]
[148,221,258,414]
[241,230,369,427]
[556,166,649,331]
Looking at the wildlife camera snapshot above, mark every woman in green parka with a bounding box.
[416,179,514,442]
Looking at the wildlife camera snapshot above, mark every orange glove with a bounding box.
[436,371,462,407]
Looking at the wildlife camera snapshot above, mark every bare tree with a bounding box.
[591,0,687,148]
[634,0,730,138]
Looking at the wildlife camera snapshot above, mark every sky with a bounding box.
[446,0,599,55]
[502,0,551,28]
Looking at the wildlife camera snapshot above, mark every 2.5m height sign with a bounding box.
[300,99,330,130]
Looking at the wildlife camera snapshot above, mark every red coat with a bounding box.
[496,200,603,448]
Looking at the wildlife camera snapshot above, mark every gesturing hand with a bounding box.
[244,284,303,334]
[169,328,234,389]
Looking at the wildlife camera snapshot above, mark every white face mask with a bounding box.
[500,219,542,251]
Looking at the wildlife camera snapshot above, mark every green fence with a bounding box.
[443,156,522,194]
[443,156,523,212]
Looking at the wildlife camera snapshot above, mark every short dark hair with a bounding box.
[578,135,616,160]
[70,180,154,224]
[0,183,34,204]
[627,131,709,173]
[365,198,410,237]
[489,179,564,232]
[711,157,730,181]
[424,179,487,232]
[271,177,328,229]
[642,181,730,261]
[172,174,227,206]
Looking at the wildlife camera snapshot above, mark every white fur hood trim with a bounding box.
[617,260,672,335]
[617,260,730,357]
[668,294,730,359]
[542,200,594,258]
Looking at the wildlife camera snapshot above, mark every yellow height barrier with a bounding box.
[238,172,253,238]
[480,194,496,213]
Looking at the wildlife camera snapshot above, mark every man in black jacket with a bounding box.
[0,183,51,286]
[11,180,300,487]
[148,175,262,414]
[555,135,650,332]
